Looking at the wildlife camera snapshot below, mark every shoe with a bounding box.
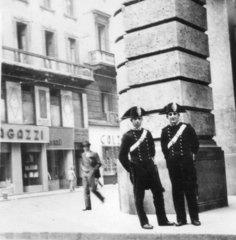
[82,208,91,211]
[101,196,105,203]
[175,221,187,227]
[142,224,154,229]
[192,220,201,226]
[159,221,175,226]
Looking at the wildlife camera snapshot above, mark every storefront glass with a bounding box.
[47,150,68,190]
[21,143,42,187]
[102,146,119,175]
[0,143,11,188]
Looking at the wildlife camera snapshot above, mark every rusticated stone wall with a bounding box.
[113,0,228,214]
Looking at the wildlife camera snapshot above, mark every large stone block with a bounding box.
[183,111,215,136]
[123,0,207,32]
[119,80,213,112]
[114,37,127,67]
[126,51,211,86]
[181,81,213,110]
[140,111,215,139]
[124,21,209,59]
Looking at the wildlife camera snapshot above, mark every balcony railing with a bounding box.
[89,50,115,66]
[105,111,119,125]
[2,46,93,80]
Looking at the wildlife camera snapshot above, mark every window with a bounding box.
[45,31,55,57]
[93,10,111,52]
[43,0,51,9]
[17,22,27,50]
[72,92,84,128]
[97,24,106,51]
[22,85,35,125]
[102,146,119,175]
[68,38,76,62]
[16,22,27,62]
[50,89,61,127]
[65,0,74,16]
[1,82,6,123]
[101,92,111,113]
[35,86,51,126]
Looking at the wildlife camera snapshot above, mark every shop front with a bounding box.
[46,127,74,191]
[0,124,49,195]
[89,126,120,185]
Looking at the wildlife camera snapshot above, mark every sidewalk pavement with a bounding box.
[0,184,236,240]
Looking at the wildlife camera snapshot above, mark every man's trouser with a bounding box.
[168,161,199,223]
[133,176,168,226]
[82,171,104,209]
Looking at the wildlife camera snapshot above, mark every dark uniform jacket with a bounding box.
[161,123,199,169]
[119,128,162,190]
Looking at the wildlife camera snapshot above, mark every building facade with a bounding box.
[0,0,120,196]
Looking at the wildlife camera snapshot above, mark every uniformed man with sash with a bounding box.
[160,102,201,226]
[119,106,174,229]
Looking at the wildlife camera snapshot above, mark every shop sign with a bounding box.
[0,124,49,143]
[47,127,74,150]
[74,128,89,142]
[101,134,120,146]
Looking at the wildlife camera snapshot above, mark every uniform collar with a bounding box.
[169,122,181,127]
[132,127,143,131]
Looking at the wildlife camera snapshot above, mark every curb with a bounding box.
[0,232,236,240]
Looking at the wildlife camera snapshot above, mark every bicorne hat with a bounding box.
[82,140,91,147]
[159,102,186,115]
[121,106,147,120]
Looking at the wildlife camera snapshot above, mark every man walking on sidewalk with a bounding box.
[119,106,174,229]
[81,141,105,211]
[160,102,201,226]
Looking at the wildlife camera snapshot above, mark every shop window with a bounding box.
[21,144,42,187]
[22,85,35,125]
[45,30,55,57]
[73,92,84,128]
[101,92,112,113]
[47,150,68,190]
[50,89,62,127]
[1,82,7,123]
[65,0,74,16]
[0,143,11,189]
[102,146,119,175]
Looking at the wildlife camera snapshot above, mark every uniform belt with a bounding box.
[131,157,153,162]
